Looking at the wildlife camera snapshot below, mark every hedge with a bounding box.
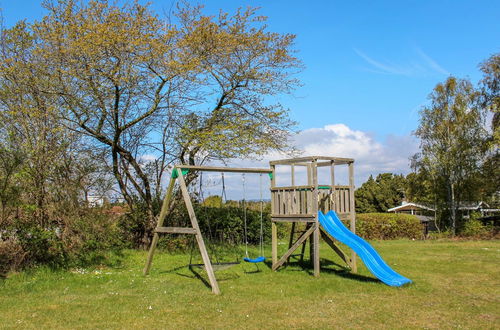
[354,213,422,240]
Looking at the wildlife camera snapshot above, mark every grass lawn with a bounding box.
[1,239,499,329]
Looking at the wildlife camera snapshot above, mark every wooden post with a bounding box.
[270,165,278,267]
[306,164,312,185]
[287,222,296,263]
[348,162,357,273]
[330,161,335,211]
[143,176,177,275]
[176,168,220,294]
[312,160,320,277]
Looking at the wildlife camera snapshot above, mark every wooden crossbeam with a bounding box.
[271,218,315,223]
[320,228,352,268]
[271,214,315,218]
[155,227,197,234]
[272,224,316,271]
[175,165,271,174]
[270,156,354,166]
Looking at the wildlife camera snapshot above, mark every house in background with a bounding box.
[86,194,105,207]
[458,201,499,219]
[388,202,436,236]
[388,201,500,235]
[387,202,435,216]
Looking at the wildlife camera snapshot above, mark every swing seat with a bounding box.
[243,256,266,263]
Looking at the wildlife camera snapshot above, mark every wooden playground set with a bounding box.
[143,155,411,294]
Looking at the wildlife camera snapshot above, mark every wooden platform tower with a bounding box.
[269,156,357,276]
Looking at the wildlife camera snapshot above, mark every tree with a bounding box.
[413,77,488,235]
[0,144,24,224]
[172,5,299,165]
[5,1,301,246]
[479,53,500,146]
[0,20,78,226]
[0,17,113,229]
[355,173,406,213]
[478,53,500,204]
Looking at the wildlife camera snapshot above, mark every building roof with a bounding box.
[457,201,490,210]
[388,201,491,213]
[387,202,435,213]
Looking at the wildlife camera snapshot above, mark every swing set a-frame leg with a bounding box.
[143,175,176,275]
[143,168,220,295]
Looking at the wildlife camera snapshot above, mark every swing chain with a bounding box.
[259,173,264,257]
[242,173,249,258]
[221,172,227,204]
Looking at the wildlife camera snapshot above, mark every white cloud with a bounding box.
[354,48,415,76]
[210,123,419,199]
[292,124,418,183]
[414,47,450,75]
[354,46,449,77]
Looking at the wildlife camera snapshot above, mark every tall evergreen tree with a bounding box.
[355,173,406,213]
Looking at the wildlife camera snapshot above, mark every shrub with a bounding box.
[155,203,276,252]
[458,212,497,239]
[0,238,26,277]
[62,208,126,267]
[355,213,422,240]
[14,223,68,268]
[460,219,488,237]
[0,206,126,274]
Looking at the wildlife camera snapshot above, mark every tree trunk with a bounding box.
[450,182,456,236]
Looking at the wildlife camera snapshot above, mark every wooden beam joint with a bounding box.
[272,224,316,271]
[155,227,197,234]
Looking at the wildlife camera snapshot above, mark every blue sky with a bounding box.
[1,0,499,191]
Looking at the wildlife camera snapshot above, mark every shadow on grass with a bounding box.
[267,257,379,284]
[158,263,240,290]
[321,268,379,283]
[241,262,264,274]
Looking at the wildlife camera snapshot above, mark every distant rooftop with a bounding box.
[388,201,492,213]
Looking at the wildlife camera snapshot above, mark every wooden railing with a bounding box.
[271,185,353,218]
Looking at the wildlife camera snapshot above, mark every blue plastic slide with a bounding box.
[318,210,412,287]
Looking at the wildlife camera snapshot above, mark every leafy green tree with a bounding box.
[2,1,301,246]
[355,173,406,213]
[478,53,500,204]
[479,53,500,146]
[0,144,24,224]
[413,76,488,235]
[202,195,223,208]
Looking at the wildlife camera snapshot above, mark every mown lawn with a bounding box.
[1,239,499,329]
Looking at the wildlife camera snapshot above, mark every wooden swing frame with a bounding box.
[143,165,272,294]
[143,157,357,295]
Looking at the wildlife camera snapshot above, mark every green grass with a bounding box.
[1,240,499,329]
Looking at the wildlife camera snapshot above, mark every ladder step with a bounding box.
[155,227,197,234]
